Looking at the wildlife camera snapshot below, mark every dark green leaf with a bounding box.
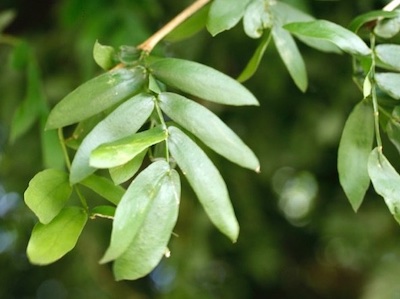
[0,10,16,32]
[9,40,30,70]
[93,40,117,70]
[70,93,154,183]
[100,160,170,263]
[375,72,400,100]
[159,92,259,171]
[368,147,400,222]
[337,100,374,211]
[168,126,239,242]
[109,149,147,185]
[207,0,251,36]
[375,44,400,72]
[27,207,88,265]
[46,66,147,129]
[272,25,308,92]
[90,127,167,169]
[348,10,399,33]
[80,174,125,205]
[113,170,180,280]
[237,31,272,82]
[284,20,371,56]
[24,169,72,224]
[242,0,272,38]
[148,57,259,106]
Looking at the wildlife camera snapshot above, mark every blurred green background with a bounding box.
[1,0,400,298]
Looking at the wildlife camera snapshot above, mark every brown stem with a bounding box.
[137,0,211,52]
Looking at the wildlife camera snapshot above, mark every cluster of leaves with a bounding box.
[12,0,400,282]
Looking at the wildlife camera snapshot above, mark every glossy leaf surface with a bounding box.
[284,20,371,56]
[148,57,259,106]
[159,92,259,171]
[70,93,154,183]
[90,127,167,169]
[338,101,374,211]
[168,126,239,242]
[80,174,125,205]
[24,169,72,224]
[46,66,147,129]
[375,72,400,100]
[100,160,170,263]
[27,207,88,265]
[109,149,147,185]
[113,170,180,280]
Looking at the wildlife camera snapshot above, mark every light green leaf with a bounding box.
[168,126,239,242]
[148,57,259,106]
[284,20,371,56]
[27,206,88,265]
[90,127,167,169]
[368,147,400,222]
[109,149,147,185]
[0,10,16,32]
[348,10,399,33]
[375,44,400,72]
[24,169,72,224]
[46,66,147,129]
[242,0,272,38]
[70,93,154,183]
[93,40,117,70]
[375,13,400,39]
[113,170,180,280]
[80,174,125,205]
[237,31,272,82]
[100,160,170,263]
[166,3,210,42]
[272,25,308,92]
[207,0,251,36]
[375,72,400,100]
[338,100,374,211]
[159,92,259,171]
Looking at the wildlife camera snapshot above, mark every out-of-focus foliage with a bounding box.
[2,0,400,298]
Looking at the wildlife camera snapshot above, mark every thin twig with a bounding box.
[383,0,400,11]
[137,0,211,52]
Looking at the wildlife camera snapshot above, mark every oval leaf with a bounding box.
[168,126,239,242]
[100,160,170,263]
[375,44,400,71]
[113,170,180,280]
[368,147,400,221]
[242,0,272,38]
[375,72,400,100]
[24,169,72,224]
[93,40,117,70]
[109,149,147,185]
[90,127,167,169]
[27,206,88,265]
[207,0,251,36]
[375,14,400,39]
[46,66,147,129]
[337,100,374,211]
[80,174,125,205]
[148,57,259,106]
[70,93,155,183]
[159,92,259,171]
[284,20,371,56]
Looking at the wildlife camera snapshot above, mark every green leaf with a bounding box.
[368,147,400,222]
[109,149,147,185]
[207,0,251,36]
[168,126,239,242]
[27,206,88,265]
[284,20,371,56]
[80,174,125,205]
[24,169,72,224]
[113,170,180,280]
[93,40,117,70]
[387,107,400,154]
[91,205,116,220]
[159,92,260,171]
[148,57,259,106]
[375,72,400,100]
[375,14,400,39]
[90,127,167,169]
[118,45,141,66]
[69,93,154,183]
[46,66,147,129]
[165,3,210,42]
[237,31,272,83]
[242,0,272,38]
[100,160,171,263]
[272,25,308,92]
[375,44,400,72]
[0,10,16,32]
[338,100,374,211]
[348,10,399,33]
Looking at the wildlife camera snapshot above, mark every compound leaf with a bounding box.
[168,126,239,242]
